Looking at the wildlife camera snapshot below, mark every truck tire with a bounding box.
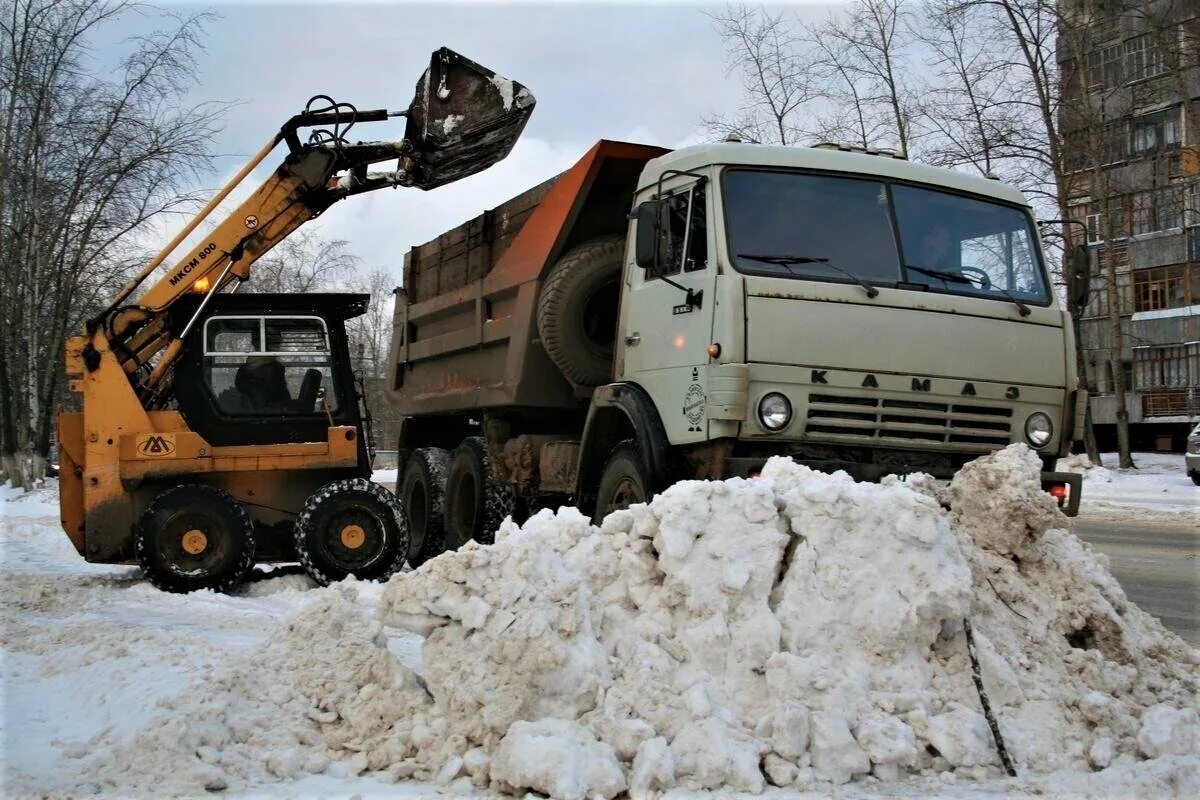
[537,234,624,386]
[294,478,409,585]
[444,436,514,548]
[400,447,450,567]
[593,440,649,524]
[135,484,255,594]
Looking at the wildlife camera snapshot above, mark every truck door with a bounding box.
[617,178,717,444]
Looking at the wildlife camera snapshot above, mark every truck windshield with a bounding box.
[724,169,1050,305]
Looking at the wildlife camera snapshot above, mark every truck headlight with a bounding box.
[758,392,792,431]
[1024,412,1053,448]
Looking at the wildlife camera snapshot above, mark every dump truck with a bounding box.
[387,140,1090,558]
[57,48,534,592]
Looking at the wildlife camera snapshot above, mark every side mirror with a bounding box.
[1067,244,1091,310]
[633,201,660,270]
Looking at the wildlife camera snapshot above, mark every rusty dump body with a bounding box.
[388,140,665,424]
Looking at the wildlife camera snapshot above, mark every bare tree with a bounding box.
[807,0,917,154]
[703,2,815,144]
[245,230,361,294]
[0,0,217,487]
[346,267,398,379]
[913,0,1025,175]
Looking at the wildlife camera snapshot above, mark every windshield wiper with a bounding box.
[906,264,1031,317]
[738,253,879,299]
[906,265,973,285]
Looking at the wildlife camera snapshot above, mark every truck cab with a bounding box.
[615,144,1082,487]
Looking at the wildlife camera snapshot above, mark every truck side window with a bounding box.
[653,184,707,277]
[203,316,338,416]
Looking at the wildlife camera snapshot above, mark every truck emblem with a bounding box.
[962,383,976,396]
[683,384,705,431]
[912,378,931,392]
[136,433,176,457]
[811,370,828,384]
[1006,387,1020,399]
[862,374,878,388]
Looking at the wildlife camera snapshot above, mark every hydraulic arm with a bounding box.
[86,48,534,409]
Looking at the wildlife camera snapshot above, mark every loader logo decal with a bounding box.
[136,433,176,457]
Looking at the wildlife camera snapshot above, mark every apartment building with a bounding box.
[1060,0,1199,448]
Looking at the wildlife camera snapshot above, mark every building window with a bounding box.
[1124,34,1167,82]
[1086,213,1102,243]
[1130,186,1185,235]
[1131,107,1182,156]
[1132,263,1198,312]
[1085,41,1124,90]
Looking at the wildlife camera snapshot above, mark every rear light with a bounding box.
[1047,482,1069,504]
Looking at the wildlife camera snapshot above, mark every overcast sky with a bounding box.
[94,1,839,285]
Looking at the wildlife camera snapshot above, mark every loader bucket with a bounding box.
[404,47,535,190]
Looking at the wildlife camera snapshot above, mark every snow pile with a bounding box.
[53,445,1198,797]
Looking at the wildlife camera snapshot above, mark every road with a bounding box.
[1074,518,1199,646]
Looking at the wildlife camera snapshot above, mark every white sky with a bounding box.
[94,1,840,286]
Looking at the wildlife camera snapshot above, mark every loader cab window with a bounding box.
[650,184,707,277]
[203,316,338,416]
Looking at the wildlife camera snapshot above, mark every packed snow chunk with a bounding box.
[854,710,919,777]
[1138,704,1199,758]
[947,443,1062,555]
[629,736,675,798]
[378,507,611,742]
[491,719,626,800]
[924,707,1000,768]
[808,711,871,784]
[60,588,432,796]
[670,717,763,792]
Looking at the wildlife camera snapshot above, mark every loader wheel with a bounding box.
[537,234,624,386]
[400,447,450,567]
[593,440,648,524]
[444,436,514,548]
[294,478,409,585]
[135,484,255,594]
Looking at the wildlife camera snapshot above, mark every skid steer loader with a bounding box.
[56,48,534,592]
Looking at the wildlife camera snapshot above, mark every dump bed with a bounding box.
[387,140,667,417]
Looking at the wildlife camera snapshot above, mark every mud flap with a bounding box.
[404,48,535,190]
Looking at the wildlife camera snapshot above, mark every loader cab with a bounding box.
[169,293,368,455]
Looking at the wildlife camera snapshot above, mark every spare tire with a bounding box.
[537,234,624,386]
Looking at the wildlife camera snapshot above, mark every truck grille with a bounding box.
[804,393,1012,448]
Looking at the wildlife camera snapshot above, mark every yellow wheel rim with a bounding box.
[181,529,208,555]
[340,524,366,550]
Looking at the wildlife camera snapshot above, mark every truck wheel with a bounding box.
[294,478,409,585]
[537,234,624,386]
[444,436,514,548]
[135,484,255,594]
[593,440,649,524]
[400,447,450,567]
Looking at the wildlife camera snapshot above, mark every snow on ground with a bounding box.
[2,447,1197,799]
[1057,452,1198,523]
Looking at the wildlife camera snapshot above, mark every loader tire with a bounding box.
[294,478,409,585]
[444,436,513,548]
[135,484,255,594]
[537,234,624,386]
[400,447,450,567]
[593,440,649,524]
